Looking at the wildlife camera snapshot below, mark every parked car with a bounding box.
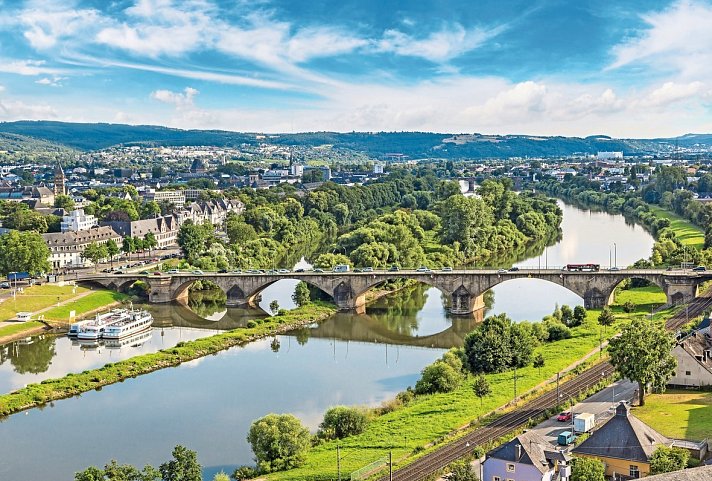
[0,282,10,289]
[557,411,572,422]
[497,268,507,274]
[441,267,453,272]
[693,266,707,272]
[388,265,400,272]
[416,266,431,272]
[191,270,204,275]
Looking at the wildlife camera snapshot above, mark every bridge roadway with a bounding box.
[80,267,711,315]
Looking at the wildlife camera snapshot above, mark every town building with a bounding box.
[175,199,244,226]
[572,402,672,479]
[32,185,54,206]
[143,189,186,208]
[43,226,122,270]
[597,151,624,160]
[101,215,180,248]
[53,163,66,196]
[668,328,712,388]
[61,209,98,233]
[643,465,712,480]
[482,430,571,481]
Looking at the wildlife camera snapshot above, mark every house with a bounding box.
[101,215,179,248]
[482,430,571,481]
[572,402,672,479]
[61,209,98,233]
[643,465,712,480]
[43,226,122,270]
[32,185,54,206]
[174,199,244,226]
[668,329,712,388]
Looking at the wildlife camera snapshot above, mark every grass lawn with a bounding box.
[649,206,705,249]
[0,284,89,322]
[632,390,712,441]
[265,300,655,481]
[0,320,45,338]
[42,290,128,322]
[612,286,668,311]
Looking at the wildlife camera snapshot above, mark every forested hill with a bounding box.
[0,120,707,158]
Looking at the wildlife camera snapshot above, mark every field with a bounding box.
[649,206,705,249]
[612,285,668,311]
[0,321,45,338]
[42,290,128,322]
[0,284,89,322]
[633,390,712,441]
[266,292,659,481]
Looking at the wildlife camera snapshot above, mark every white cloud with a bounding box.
[0,85,5,93]
[639,81,707,107]
[285,27,368,63]
[19,3,102,49]
[0,59,66,76]
[0,98,57,120]
[610,1,712,78]
[35,76,67,87]
[378,24,503,63]
[151,86,199,108]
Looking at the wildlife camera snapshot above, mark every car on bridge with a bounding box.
[416,266,431,272]
[441,267,453,272]
[693,266,707,272]
[388,265,400,272]
[191,270,204,275]
[363,267,373,272]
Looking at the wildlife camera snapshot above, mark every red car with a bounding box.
[557,411,572,422]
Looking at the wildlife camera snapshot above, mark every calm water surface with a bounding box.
[0,200,657,480]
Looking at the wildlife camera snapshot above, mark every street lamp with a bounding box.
[613,242,617,269]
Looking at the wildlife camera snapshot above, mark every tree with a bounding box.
[445,460,479,481]
[560,305,573,326]
[269,300,280,315]
[177,221,214,262]
[608,318,677,406]
[105,239,120,268]
[572,305,587,326]
[213,472,230,481]
[292,282,310,306]
[571,457,605,481]
[103,460,160,481]
[247,413,312,473]
[151,165,165,179]
[623,300,635,313]
[0,230,51,276]
[533,352,545,377]
[74,466,106,481]
[414,361,462,394]
[122,236,135,261]
[159,445,202,481]
[231,466,257,481]
[144,232,158,257]
[54,194,75,211]
[464,314,513,374]
[140,201,161,220]
[81,242,108,271]
[318,406,368,440]
[650,446,690,474]
[597,307,615,356]
[472,374,491,407]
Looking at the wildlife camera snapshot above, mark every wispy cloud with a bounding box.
[35,76,67,86]
[19,2,102,50]
[151,86,199,108]
[0,59,67,76]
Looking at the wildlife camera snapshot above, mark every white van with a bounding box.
[15,312,32,322]
[333,264,350,273]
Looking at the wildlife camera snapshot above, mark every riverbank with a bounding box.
[266,291,672,481]
[648,206,705,249]
[0,301,336,417]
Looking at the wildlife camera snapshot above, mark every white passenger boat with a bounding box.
[102,309,153,339]
[76,309,130,340]
[68,319,93,336]
[104,329,152,349]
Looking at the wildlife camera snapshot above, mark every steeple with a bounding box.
[54,162,66,196]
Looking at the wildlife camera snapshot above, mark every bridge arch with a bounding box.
[606,276,669,309]
[351,275,466,314]
[240,277,336,309]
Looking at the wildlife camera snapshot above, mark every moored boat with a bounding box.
[76,309,130,340]
[102,309,153,339]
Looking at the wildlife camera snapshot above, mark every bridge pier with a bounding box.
[450,288,484,316]
[467,179,476,193]
[148,277,173,304]
[665,281,699,306]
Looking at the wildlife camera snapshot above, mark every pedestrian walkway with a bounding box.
[0,290,94,329]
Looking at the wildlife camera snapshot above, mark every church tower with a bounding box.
[54,163,66,196]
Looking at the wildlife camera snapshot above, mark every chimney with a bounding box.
[515,444,522,460]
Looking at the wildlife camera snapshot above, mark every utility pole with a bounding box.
[337,445,341,481]
[614,242,617,268]
[556,372,560,407]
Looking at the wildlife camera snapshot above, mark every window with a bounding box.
[492,477,500,481]
[686,370,692,376]
[629,465,640,478]
[506,464,515,472]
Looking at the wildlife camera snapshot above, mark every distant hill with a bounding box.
[0,131,78,154]
[0,120,707,159]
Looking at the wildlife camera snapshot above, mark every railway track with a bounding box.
[379,291,712,481]
[666,289,712,330]
[377,362,614,481]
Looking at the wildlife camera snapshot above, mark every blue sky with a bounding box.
[0,0,710,137]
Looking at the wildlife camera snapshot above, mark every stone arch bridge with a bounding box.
[79,268,711,316]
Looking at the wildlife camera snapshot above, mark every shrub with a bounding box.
[247,414,312,473]
[414,361,462,395]
[246,321,257,328]
[318,406,369,440]
[546,322,572,341]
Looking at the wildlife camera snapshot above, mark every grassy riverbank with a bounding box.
[42,290,129,322]
[648,206,705,249]
[0,320,45,338]
[266,291,669,481]
[0,301,336,417]
[0,284,89,321]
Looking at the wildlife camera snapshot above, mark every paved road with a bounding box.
[528,378,638,445]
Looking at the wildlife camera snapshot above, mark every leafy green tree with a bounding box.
[105,238,120,268]
[318,406,369,440]
[177,221,214,262]
[213,472,230,481]
[597,306,615,355]
[0,230,51,275]
[226,215,258,244]
[623,300,635,313]
[572,305,587,326]
[464,314,513,374]
[571,457,605,481]
[650,446,690,474]
[140,201,161,220]
[247,413,312,473]
[103,460,160,481]
[269,300,280,315]
[608,318,677,406]
[446,460,479,481]
[144,232,158,256]
[4,207,48,232]
[533,352,545,377]
[472,374,491,407]
[82,242,108,271]
[159,445,202,481]
[313,253,351,269]
[292,282,310,306]
[74,466,106,481]
[151,165,165,179]
[414,361,462,394]
[545,321,571,341]
[54,194,75,211]
[231,466,257,481]
[560,305,573,325]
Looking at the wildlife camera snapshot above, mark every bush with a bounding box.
[396,388,415,404]
[246,320,257,329]
[650,446,690,474]
[232,466,257,480]
[546,322,572,341]
[414,361,462,395]
[318,406,369,440]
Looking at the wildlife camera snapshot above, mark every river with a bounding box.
[0,200,656,480]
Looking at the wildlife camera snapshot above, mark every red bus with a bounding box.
[564,263,600,272]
